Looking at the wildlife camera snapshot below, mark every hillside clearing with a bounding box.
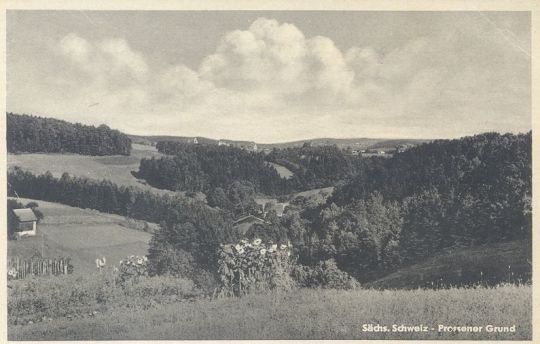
[265,162,294,179]
[9,284,531,340]
[8,198,152,274]
[7,144,172,195]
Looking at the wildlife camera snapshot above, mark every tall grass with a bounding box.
[8,270,200,327]
[9,282,531,340]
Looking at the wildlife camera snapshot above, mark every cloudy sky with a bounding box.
[7,11,531,142]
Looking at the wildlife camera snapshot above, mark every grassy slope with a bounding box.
[9,285,531,340]
[7,143,174,195]
[255,186,334,206]
[8,198,152,275]
[265,162,294,179]
[368,240,531,289]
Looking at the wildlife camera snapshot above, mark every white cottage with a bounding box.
[12,208,38,238]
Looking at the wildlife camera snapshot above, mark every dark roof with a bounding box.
[13,208,38,222]
[233,215,266,225]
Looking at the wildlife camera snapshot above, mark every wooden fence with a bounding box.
[8,257,72,279]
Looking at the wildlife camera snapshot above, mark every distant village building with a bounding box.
[260,201,289,217]
[361,149,391,158]
[12,208,38,238]
[239,142,258,152]
[395,144,414,153]
[193,137,199,144]
[274,202,289,217]
[218,140,228,146]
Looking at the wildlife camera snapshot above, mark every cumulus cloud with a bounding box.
[59,33,148,83]
[8,15,531,141]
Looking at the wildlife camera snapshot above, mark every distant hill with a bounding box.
[365,139,430,151]
[129,134,428,151]
[129,135,219,145]
[259,138,384,149]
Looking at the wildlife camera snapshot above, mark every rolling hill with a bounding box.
[8,144,173,195]
[129,134,428,150]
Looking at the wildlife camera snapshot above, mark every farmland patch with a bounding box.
[8,198,152,275]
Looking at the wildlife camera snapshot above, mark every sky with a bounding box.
[6,11,531,143]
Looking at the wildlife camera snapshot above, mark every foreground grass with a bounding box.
[10,284,531,340]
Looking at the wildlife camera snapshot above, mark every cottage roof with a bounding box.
[233,215,266,225]
[13,208,38,222]
[232,215,268,235]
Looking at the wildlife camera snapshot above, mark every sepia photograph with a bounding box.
[3,3,535,341]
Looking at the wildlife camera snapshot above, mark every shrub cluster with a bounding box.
[292,259,360,290]
[217,239,295,296]
[116,255,148,285]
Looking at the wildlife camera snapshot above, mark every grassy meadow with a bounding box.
[8,278,531,341]
[265,162,294,179]
[8,198,152,274]
[7,143,172,195]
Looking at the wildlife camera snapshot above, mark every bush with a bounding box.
[147,246,195,278]
[117,255,148,285]
[293,259,359,290]
[217,239,296,296]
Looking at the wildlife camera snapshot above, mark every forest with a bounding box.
[294,132,532,279]
[265,144,362,190]
[139,142,288,194]
[139,141,362,195]
[6,113,132,156]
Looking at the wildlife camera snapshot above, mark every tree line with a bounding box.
[139,142,289,195]
[139,141,362,195]
[7,113,132,156]
[265,144,362,190]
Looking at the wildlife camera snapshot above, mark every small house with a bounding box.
[12,208,38,238]
[233,215,268,235]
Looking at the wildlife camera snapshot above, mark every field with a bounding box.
[265,162,294,179]
[8,283,531,340]
[8,198,152,274]
[8,144,172,195]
